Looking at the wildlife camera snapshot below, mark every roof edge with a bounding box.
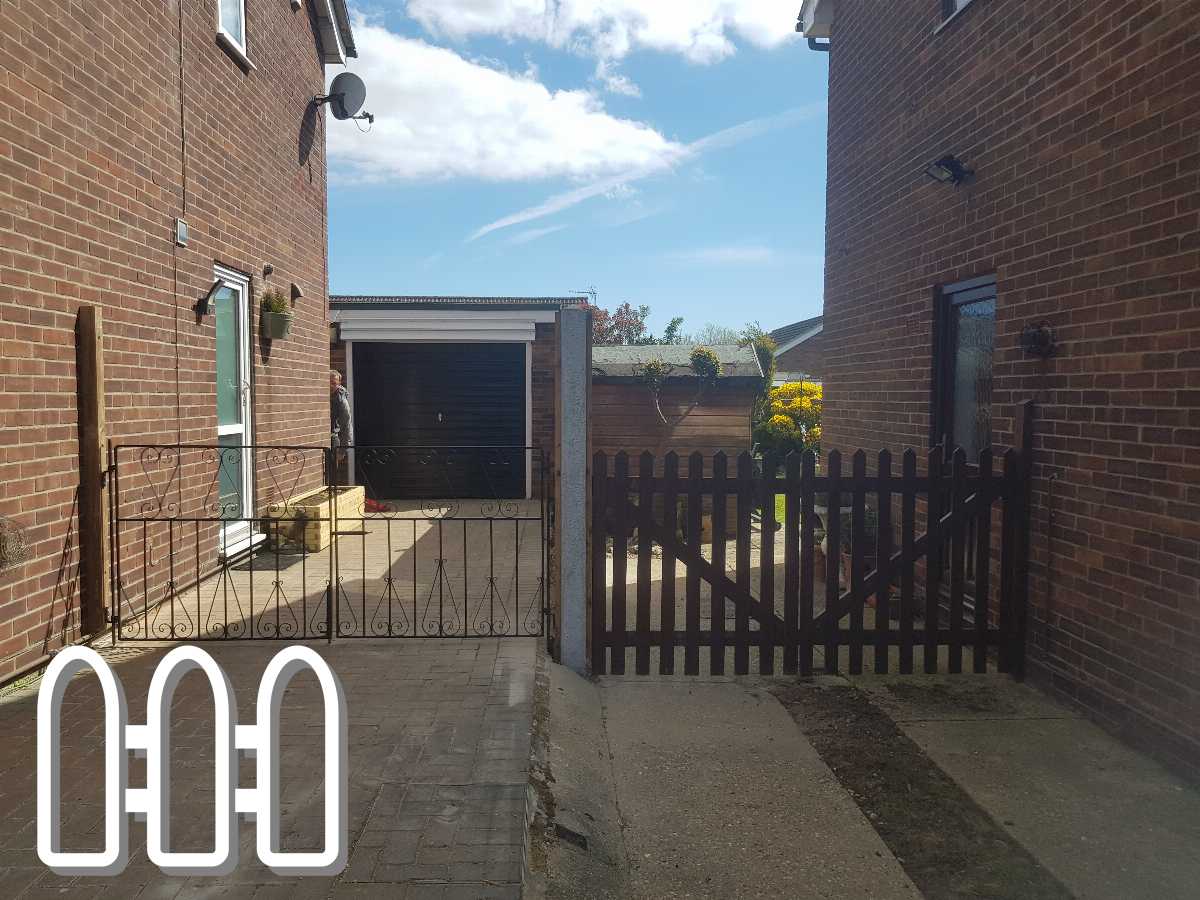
[775,323,824,356]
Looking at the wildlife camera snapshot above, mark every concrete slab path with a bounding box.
[854,674,1200,900]
[595,678,918,899]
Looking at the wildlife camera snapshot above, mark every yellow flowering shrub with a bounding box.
[754,381,822,456]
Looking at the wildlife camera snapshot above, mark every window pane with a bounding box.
[217,434,244,521]
[214,285,242,427]
[220,0,244,46]
[951,297,994,459]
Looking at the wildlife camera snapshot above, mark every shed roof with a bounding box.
[769,315,823,349]
[591,344,763,380]
[330,295,580,311]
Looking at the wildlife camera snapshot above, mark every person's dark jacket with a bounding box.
[331,385,352,448]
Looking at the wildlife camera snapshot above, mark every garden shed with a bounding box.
[590,344,763,473]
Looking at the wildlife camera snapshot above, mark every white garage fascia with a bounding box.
[332,308,556,342]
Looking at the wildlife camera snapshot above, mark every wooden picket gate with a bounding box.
[589,442,1031,677]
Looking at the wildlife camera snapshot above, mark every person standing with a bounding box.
[330,369,352,485]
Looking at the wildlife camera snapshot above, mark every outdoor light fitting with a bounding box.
[923,154,974,185]
[194,280,222,317]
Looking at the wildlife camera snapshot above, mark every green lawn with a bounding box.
[774,492,787,525]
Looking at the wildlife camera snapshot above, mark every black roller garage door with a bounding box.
[352,342,527,499]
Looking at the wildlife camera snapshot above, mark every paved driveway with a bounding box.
[0,637,536,899]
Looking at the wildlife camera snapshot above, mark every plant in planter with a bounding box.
[260,289,293,339]
[634,356,675,423]
[689,345,721,401]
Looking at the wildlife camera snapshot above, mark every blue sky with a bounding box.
[327,2,829,335]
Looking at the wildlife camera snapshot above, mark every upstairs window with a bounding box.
[218,0,250,63]
[932,275,996,460]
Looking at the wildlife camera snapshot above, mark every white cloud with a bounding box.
[327,19,684,182]
[669,245,778,264]
[595,61,642,97]
[405,0,800,65]
[468,105,821,240]
[506,224,569,244]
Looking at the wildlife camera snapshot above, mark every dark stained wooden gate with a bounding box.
[590,439,1031,677]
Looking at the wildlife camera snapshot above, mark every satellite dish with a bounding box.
[322,72,367,120]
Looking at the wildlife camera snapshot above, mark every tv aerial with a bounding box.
[315,72,374,127]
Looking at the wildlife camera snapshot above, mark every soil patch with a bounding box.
[770,680,1073,900]
[882,679,1019,716]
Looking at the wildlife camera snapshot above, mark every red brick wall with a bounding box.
[775,333,826,380]
[0,0,335,674]
[819,0,1200,775]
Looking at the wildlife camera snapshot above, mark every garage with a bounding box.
[351,342,527,498]
[330,295,573,500]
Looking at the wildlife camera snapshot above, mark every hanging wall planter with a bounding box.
[260,289,293,340]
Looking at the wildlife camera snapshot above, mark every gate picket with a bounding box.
[875,449,893,674]
[685,453,703,675]
[611,452,629,675]
[949,448,967,674]
[974,448,994,673]
[759,455,777,675]
[783,454,800,675]
[849,450,867,675]
[711,453,728,676]
[636,451,654,675]
[899,449,917,674]
[735,452,753,675]
[592,452,608,675]
[824,450,843,674]
[800,451,816,676]
[661,452,679,674]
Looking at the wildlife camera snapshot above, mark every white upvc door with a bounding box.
[213,264,256,553]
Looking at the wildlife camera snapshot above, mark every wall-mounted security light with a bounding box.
[923,154,974,185]
[1019,321,1057,358]
[194,280,222,316]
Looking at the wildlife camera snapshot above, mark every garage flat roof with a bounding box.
[330,295,582,310]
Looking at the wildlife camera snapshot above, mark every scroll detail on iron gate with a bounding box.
[108,443,549,641]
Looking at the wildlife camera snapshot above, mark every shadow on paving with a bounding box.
[769,680,1074,900]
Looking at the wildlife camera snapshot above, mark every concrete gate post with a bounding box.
[556,307,590,673]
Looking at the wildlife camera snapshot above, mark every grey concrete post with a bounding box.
[557,307,590,673]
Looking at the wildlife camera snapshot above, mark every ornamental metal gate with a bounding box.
[108,444,550,642]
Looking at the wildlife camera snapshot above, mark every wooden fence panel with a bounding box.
[589,441,1028,680]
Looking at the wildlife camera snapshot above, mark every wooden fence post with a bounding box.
[76,305,109,635]
[1011,399,1036,680]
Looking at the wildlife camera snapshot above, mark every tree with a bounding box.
[659,317,685,345]
[580,299,653,345]
[688,323,741,345]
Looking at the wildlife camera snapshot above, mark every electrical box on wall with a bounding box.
[174,218,188,247]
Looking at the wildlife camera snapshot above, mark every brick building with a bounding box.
[800,0,1200,775]
[0,1,356,677]
[770,314,825,382]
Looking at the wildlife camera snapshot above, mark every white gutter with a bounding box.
[798,0,836,39]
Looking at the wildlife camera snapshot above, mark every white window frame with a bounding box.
[216,0,256,70]
[213,264,262,557]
